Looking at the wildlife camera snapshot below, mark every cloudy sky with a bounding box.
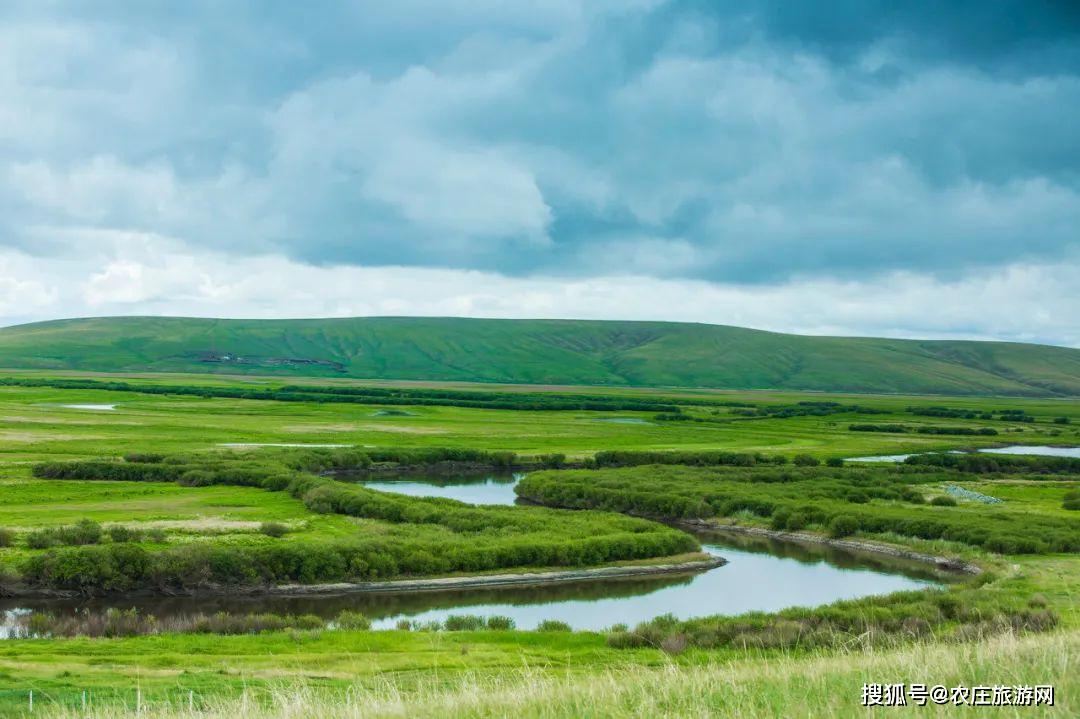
[2,1,1079,345]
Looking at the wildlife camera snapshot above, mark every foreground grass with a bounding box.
[18,630,1077,717]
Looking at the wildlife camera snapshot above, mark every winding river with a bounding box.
[1,471,943,633]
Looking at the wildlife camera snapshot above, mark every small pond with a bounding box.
[361,472,525,505]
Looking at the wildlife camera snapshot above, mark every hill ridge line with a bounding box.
[0,316,1077,397]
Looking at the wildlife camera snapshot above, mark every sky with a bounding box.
[1,1,1079,346]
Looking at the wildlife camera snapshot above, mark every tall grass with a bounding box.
[31,630,1076,717]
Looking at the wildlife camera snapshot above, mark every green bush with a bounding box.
[0,528,13,547]
[930,496,957,507]
[608,583,1058,651]
[443,614,486,631]
[828,515,859,538]
[107,525,140,543]
[540,453,566,469]
[536,619,572,632]
[335,611,371,630]
[1064,490,1080,511]
[25,530,57,550]
[792,455,820,467]
[259,522,289,538]
[904,453,1080,474]
[485,615,516,630]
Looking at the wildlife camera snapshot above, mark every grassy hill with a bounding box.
[0,316,1078,396]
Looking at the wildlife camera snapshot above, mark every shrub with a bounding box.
[56,520,103,546]
[443,614,486,631]
[145,528,167,543]
[930,496,957,507]
[259,522,289,538]
[536,619,572,632]
[826,457,844,467]
[179,470,215,487]
[335,611,371,630]
[900,488,925,504]
[0,528,13,547]
[107,525,140,543]
[828,515,859,538]
[25,530,58,549]
[1064,490,1080,511]
[1053,417,1071,425]
[792,454,819,467]
[539,453,566,469]
[660,633,689,654]
[485,615,516,630]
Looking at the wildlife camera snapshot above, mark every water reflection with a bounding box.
[0,530,942,633]
[849,445,1080,462]
[359,472,524,505]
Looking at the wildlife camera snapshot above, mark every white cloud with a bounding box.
[2,240,1078,348]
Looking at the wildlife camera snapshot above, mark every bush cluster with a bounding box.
[606,586,1057,651]
[23,454,697,593]
[517,465,1080,554]
[589,450,788,469]
[903,453,1080,474]
[727,401,888,420]
[849,424,997,436]
[907,406,1038,423]
[24,520,103,549]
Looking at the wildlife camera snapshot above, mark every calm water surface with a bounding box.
[849,445,1080,462]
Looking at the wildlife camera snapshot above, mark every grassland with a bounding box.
[2,315,1080,395]
[10,630,1074,718]
[0,372,1076,716]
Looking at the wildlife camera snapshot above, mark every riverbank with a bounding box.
[676,519,982,575]
[2,556,727,600]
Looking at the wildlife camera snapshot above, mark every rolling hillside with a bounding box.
[1,316,1078,396]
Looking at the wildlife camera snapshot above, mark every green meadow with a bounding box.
[0,373,1076,717]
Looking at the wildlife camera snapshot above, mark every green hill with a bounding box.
[1,316,1078,396]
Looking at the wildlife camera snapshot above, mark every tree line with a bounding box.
[849,424,998,436]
